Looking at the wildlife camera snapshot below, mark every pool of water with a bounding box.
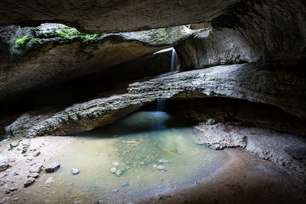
[19,111,227,203]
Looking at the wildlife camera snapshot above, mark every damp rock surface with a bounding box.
[6,63,306,138]
[193,122,306,176]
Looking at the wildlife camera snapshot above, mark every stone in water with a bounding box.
[71,168,80,175]
[45,162,61,173]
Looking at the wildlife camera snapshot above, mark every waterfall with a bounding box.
[154,47,178,73]
[155,47,177,130]
[170,47,177,72]
[156,47,177,110]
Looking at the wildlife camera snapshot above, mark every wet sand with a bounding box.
[0,111,305,204]
[143,149,306,204]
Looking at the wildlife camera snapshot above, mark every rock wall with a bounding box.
[176,28,258,69]
[6,63,306,137]
[212,0,306,63]
[175,0,306,69]
[0,0,239,32]
[0,24,196,100]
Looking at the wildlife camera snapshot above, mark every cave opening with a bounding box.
[1,1,306,203]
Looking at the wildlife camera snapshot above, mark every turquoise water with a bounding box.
[19,111,226,203]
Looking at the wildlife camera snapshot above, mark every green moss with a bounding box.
[15,36,41,49]
[55,26,100,43]
[56,26,80,40]
[15,36,31,48]
[80,34,99,43]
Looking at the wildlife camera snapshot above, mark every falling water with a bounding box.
[154,47,178,73]
[155,47,177,129]
[170,47,177,72]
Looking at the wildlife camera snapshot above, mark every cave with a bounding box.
[0,1,306,203]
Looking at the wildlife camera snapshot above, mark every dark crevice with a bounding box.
[166,97,306,136]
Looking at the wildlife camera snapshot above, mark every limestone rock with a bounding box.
[5,63,306,137]
[0,159,10,172]
[0,24,197,100]
[193,122,306,175]
[193,123,247,150]
[24,177,35,187]
[0,0,238,32]
[211,0,306,63]
[45,162,61,173]
[0,0,303,64]
[176,28,258,69]
[71,168,80,175]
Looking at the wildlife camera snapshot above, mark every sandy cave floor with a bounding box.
[0,111,305,204]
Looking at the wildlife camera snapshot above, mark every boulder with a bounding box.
[45,162,61,173]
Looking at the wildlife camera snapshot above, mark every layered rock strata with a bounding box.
[6,63,306,137]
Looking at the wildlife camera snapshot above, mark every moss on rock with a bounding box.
[55,26,80,40]
[15,36,40,49]
[15,36,30,48]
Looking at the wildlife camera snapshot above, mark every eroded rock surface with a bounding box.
[193,122,306,176]
[0,24,196,99]
[173,0,306,69]
[0,0,238,32]
[0,0,302,64]
[176,28,258,69]
[212,0,306,63]
[6,63,306,137]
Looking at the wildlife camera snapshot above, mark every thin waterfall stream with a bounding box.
[155,47,178,129]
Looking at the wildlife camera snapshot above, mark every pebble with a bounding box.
[45,162,60,173]
[5,186,17,194]
[21,148,27,154]
[24,177,35,187]
[71,168,80,175]
[21,144,30,154]
[33,151,41,157]
[9,141,19,149]
[115,169,123,177]
[110,167,117,174]
[27,157,33,162]
[0,159,10,172]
